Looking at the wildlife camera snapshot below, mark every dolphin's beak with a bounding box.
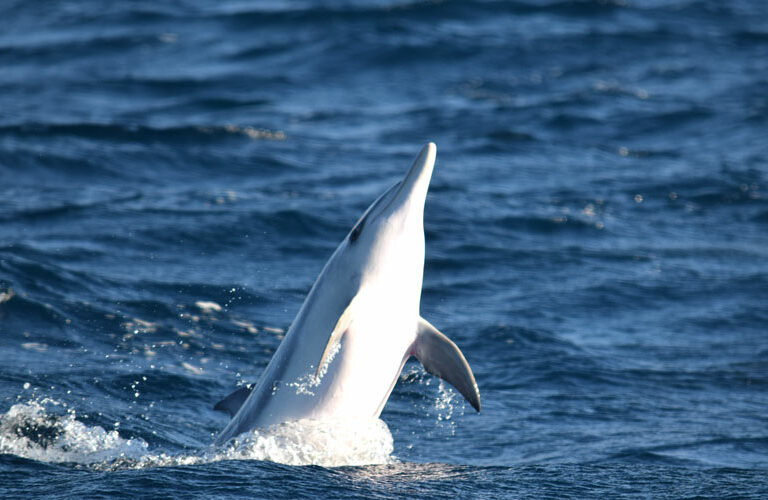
[391,142,436,214]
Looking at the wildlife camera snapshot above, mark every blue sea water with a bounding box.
[1,0,768,497]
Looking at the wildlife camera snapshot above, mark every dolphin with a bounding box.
[214,143,480,445]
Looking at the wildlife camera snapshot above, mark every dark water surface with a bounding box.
[2,0,768,498]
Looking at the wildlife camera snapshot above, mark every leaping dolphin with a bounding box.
[214,143,480,445]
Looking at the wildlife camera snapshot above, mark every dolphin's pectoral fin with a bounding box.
[213,384,253,417]
[315,294,359,377]
[413,317,481,412]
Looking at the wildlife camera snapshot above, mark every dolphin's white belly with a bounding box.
[309,312,416,419]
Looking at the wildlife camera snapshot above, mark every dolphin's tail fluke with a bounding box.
[411,317,481,412]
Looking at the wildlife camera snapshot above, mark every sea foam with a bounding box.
[0,398,394,469]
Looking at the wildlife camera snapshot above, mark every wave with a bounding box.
[606,436,768,469]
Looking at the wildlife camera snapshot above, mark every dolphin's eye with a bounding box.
[349,217,365,242]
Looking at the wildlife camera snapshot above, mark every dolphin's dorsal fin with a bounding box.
[412,317,481,412]
[213,384,253,417]
[315,294,360,377]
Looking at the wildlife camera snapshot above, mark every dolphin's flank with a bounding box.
[214,143,480,445]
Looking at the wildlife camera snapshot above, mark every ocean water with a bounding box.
[1,0,768,498]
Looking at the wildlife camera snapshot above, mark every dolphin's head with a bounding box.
[339,143,436,292]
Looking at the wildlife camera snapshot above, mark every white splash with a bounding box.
[0,399,148,464]
[213,418,394,467]
[105,417,394,470]
[0,399,394,469]
[434,381,460,436]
